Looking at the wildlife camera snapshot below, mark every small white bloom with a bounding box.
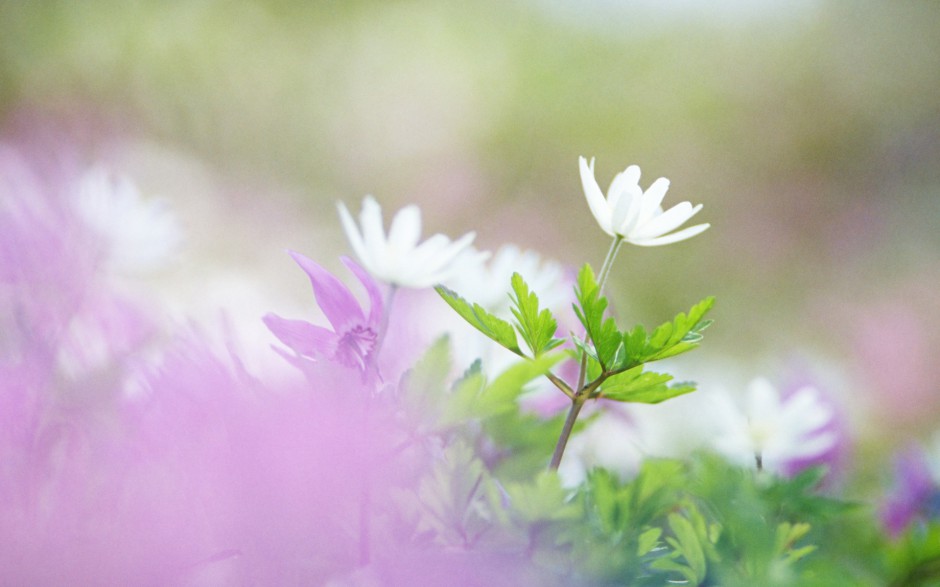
[579,156,709,246]
[557,410,644,488]
[74,167,182,273]
[711,378,837,474]
[446,244,566,312]
[440,244,568,371]
[338,195,477,288]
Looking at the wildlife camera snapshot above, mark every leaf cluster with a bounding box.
[572,264,713,404]
[435,271,564,360]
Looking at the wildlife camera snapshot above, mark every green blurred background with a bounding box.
[2,0,939,449]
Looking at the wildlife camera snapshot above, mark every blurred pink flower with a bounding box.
[264,251,384,374]
[880,446,940,537]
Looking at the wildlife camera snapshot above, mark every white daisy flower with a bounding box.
[711,378,837,474]
[579,156,709,246]
[338,195,478,288]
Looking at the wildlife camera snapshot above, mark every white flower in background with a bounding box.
[711,378,837,474]
[439,244,569,373]
[557,409,644,488]
[338,195,478,288]
[446,244,567,312]
[579,156,709,246]
[75,167,182,273]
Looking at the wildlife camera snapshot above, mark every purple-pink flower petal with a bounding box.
[262,313,338,359]
[340,255,384,330]
[288,250,364,333]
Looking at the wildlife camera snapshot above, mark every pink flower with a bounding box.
[263,251,384,373]
[880,447,940,537]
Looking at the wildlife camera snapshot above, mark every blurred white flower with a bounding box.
[74,167,182,273]
[579,156,709,246]
[557,409,644,488]
[338,195,478,288]
[446,244,567,312]
[438,244,570,374]
[711,378,837,474]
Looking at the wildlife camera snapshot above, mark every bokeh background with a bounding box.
[3,0,939,472]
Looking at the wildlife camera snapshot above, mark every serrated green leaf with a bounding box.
[435,285,523,356]
[638,526,663,556]
[596,366,696,404]
[504,471,581,525]
[399,335,453,421]
[642,296,715,362]
[509,272,564,357]
[441,352,565,426]
[573,264,622,369]
[668,513,708,582]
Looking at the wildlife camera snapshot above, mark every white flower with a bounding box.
[579,156,709,246]
[74,167,182,273]
[338,195,478,288]
[439,244,568,371]
[557,410,644,488]
[446,244,567,312]
[710,378,837,474]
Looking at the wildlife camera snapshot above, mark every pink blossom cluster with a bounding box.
[0,144,535,586]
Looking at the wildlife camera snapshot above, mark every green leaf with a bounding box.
[638,526,663,556]
[508,272,564,357]
[399,335,453,421]
[596,366,696,404]
[668,513,708,582]
[503,471,581,525]
[410,440,497,547]
[441,352,565,426]
[435,285,523,356]
[573,264,622,369]
[640,296,715,362]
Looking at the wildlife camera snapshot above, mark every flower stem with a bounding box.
[597,235,623,294]
[548,238,623,472]
[549,396,585,470]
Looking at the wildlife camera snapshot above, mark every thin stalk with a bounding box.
[548,237,624,471]
[549,397,586,470]
[597,235,624,295]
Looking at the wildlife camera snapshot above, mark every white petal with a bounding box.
[359,196,387,260]
[630,223,710,246]
[579,156,613,236]
[338,201,371,268]
[634,177,670,228]
[387,204,422,255]
[607,165,641,201]
[609,185,642,238]
[631,202,698,240]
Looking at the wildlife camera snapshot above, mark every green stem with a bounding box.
[597,235,624,295]
[549,396,586,470]
[548,237,623,471]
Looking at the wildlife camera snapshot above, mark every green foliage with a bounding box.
[404,440,499,548]
[573,263,714,377]
[650,508,721,584]
[435,284,523,356]
[440,351,564,427]
[886,522,940,587]
[509,272,565,357]
[595,365,696,404]
[573,264,624,370]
